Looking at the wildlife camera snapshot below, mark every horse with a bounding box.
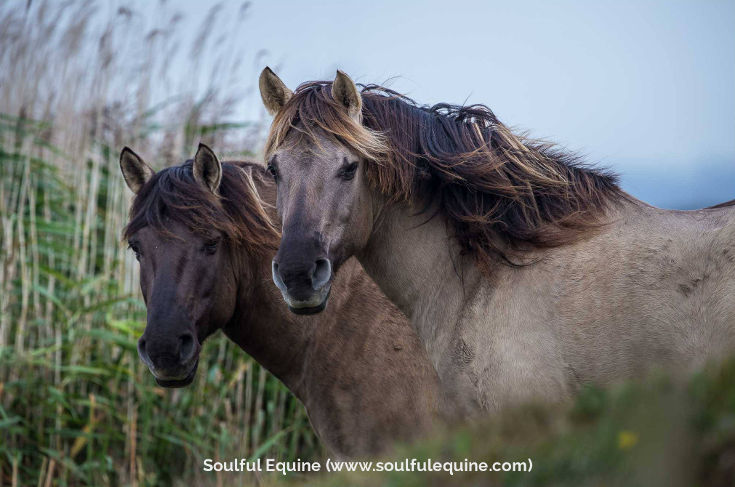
[119,144,441,456]
[259,67,735,417]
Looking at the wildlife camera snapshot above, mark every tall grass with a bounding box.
[0,2,318,486]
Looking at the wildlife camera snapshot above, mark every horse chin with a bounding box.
[288,300,327,315]
[153,359,199,388]
[286,287,331,315]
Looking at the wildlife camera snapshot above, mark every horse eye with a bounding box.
[339,162,358,181]
[128,240,142,260]
[203,239,220,255]
[266,163,278,181]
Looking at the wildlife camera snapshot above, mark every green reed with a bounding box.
[0,2,318,486]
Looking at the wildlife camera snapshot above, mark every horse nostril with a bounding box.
[311,258,332,290]
[179,333,196,363]
[272,260,287,292]
[137,337,150,363]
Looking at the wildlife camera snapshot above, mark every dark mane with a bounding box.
[124,160,278,256]
[265,81,625,270]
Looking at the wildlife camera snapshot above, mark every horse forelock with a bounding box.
[265,80,626,271]
[123,160,279,256]
[265,81,388,161]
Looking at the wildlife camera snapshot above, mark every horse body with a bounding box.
[120,146,441,457]
[362,196,735,414]
[259,68,735,418]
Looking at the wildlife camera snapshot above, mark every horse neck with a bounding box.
[358,196,477,360]
[222,252,314,396]
[358,188,638,364]
[219,170,314,397]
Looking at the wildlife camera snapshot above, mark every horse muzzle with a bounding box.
[152,358,199,388]
[272,258,332,315]
[138,330,201,387]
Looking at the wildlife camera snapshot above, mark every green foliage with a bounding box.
[281,361,735,487]
[0,112,319,486]
[0,1,319,485]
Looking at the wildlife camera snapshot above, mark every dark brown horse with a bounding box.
[119,144,441,457]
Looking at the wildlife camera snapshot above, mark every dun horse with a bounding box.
[260,68,735,417]
[120,144,440,456]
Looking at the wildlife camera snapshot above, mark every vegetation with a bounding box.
[0,2,319,486]
[260,358,735,487]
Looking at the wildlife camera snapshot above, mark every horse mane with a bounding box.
[124,160,279,256]
[265,81,625,270]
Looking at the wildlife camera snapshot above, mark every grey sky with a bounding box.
[176,0,735,208]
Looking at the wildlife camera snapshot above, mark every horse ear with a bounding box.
[120,147,154,194]
[193,143,222,195]
[259,67,293,116]
[331,70,362,121]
